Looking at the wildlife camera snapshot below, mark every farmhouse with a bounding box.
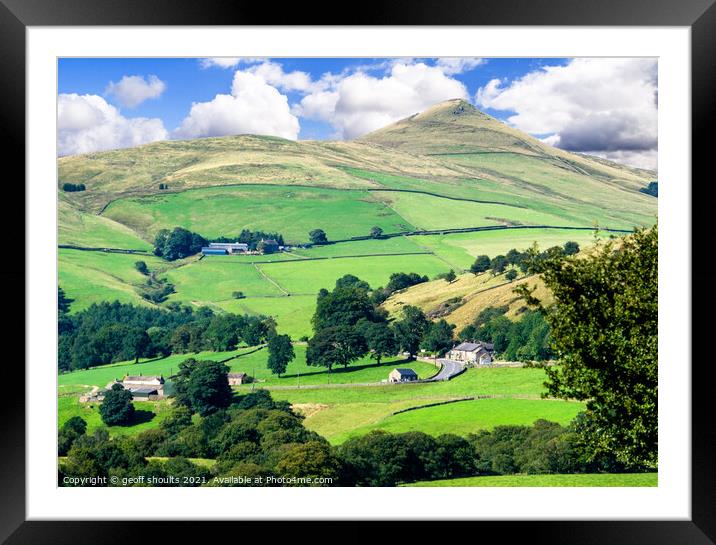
[389,368,419,383]
[259,238,279,254]
[105,375,166,400]
[447,342,494,365]
[209,242,249,254]
[227,372,247,385]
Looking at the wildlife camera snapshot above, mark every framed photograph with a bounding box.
[4,0,714,541]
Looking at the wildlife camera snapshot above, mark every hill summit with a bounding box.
[357,98,549,155]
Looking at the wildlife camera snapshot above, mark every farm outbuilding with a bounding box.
[389,368,419,383]
[209,242,249,254]
[201,247,227,256]
[228,372,247,385]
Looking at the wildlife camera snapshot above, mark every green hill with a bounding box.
[57,99,657,338]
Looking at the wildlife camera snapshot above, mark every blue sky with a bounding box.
[57,57,657,169]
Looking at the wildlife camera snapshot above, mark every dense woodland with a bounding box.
[58,300,274,372]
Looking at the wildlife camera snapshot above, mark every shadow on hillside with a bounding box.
[278,358,414,380]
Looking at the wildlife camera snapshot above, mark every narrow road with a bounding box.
[424,359,466,381]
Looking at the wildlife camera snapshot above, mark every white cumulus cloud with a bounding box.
[174,71,299,140]
[105,75,166,108]
[475,58,658,170]
[200,57,265,69]
[435,57,485,75]
[295,61,469,139]
[58,94,168,156]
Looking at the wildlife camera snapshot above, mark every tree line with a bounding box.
[58,300,275,372]
[153,227,285,261]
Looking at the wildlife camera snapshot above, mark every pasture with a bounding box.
[102,185,414,242]
[372,190,575,231]
[404,473,658,487]
[59,200,152,250]
[335,397,584,442]
[58,249,164,311]
[256,253,450,294]
[265,365,573,443]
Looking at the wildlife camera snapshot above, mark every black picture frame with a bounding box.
[2,0,713,542]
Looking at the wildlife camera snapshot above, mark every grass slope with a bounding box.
[264,365,567,443]
[103,185,414,243]
[337,397,583,441]
[404,473,658,487]
[59,249,165,312]
[59,199,152,250]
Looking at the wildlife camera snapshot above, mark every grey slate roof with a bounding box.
[393,368,418,376]
[453,342,482,352]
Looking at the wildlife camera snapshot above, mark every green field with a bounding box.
[411,229,613,270]
[263,366,575,443]
[337,397,583,442]
[404,473,658,487]
[59,200,152,250]
[257,253,450,294]
[164,259,285,302]
[372,190,576,230]
[290,236,425,257]
[59,249,165,311]
[103,185,414,243]
[58,396,173,436]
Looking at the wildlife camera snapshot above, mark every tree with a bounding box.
[153,227,207,261]
[394,305,429,360]
[275,441,345,485]
[204,314,240,351]
[505,269,518,282]
[232,291,245,299]
[134,261,149,275]
[470,255,491,275]
[359,321,398,365]
[517,225,657,468]
[174,358,233,416]
[267,334,295,377]
[490,255,508,275]
[442,270,457,283]
[309,229,328,245]
[563,241,580,256]
[421,319,455,357]
[123,327,151,363]
[334,274,371,292]
[58,287,73,314]
[370,226,384,239]
[312,285,378,331]
[306,326,367,372]
[58,416,87,455]
[100,384,135,426]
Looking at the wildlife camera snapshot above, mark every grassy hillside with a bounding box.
[404,473,658,487]
[103,185,415,243]
[383,270,552,333]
